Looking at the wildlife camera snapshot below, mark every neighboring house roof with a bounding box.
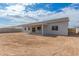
[19,17,69,27]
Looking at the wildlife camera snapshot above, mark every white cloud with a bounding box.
[0,3,35,16]
[6,9,53,23]
[25,9,54,20]
[18,3,35,6]
[6,4,25,14]
[0,4,25,16]
[0,3,37,27]
[0,3,53,20]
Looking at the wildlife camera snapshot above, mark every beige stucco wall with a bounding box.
[45,22,68,35]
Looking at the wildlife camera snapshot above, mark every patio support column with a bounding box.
[23,27,26,32]
[30,26,32,33]
[41,24,44,35]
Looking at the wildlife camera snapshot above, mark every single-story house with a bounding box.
[21,17,69,35]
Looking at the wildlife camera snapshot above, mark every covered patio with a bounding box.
[26,24,48,35]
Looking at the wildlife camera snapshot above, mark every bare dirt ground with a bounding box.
[0,32,79,56]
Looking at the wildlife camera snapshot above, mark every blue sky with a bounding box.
[0,3,79,28]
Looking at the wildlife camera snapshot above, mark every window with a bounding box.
[32,27,36,32]
[24,27,26,30]
[37,26,41,30]
[28,27,30,30]
[52,26,58,31]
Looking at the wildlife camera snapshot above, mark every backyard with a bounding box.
[0,32,79,56]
